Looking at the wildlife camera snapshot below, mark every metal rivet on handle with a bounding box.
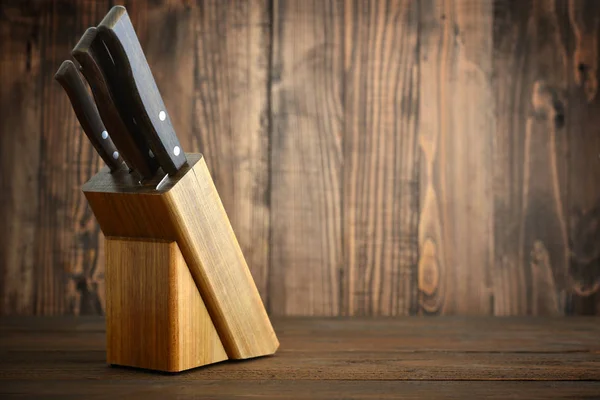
[112,151,119,160]
[101,130,109,140]
[159,111,166,121]
[174,146,180,156]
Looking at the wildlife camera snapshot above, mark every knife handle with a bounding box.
[98,6,187,175]
[72,27,159,180]
[54,60,123,172]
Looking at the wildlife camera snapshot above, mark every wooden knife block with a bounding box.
[83,153,278,372]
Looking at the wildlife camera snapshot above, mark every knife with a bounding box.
[98,6,187,175]
[72,27,159,180]
[54,60,123,172]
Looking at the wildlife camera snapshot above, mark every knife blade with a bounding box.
[98,6,187,175]
[72,27,159,180]
[54,60,123,172]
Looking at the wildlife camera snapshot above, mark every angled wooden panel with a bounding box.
[419,0,495,314]
[105,238,227,372]
[493,0,570,315]
[270,0,344,315]
[565,0,600,314]
[343,0,420,316]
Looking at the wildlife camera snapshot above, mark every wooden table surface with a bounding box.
[1,317,599,399]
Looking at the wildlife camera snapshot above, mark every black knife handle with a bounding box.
[72,27,159,180]
[54,60,123,172]
[98,6,186,175]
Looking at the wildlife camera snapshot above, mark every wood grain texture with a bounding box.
[419,0,495,314]
[83,154,278,359]
[2,0,600,316]
[0,1,43,315]
[492,0,531,316]
[493,0,570,315]
[565,0,600,314]
[270,0,344,315]
[0,1,113,316]
[192,0,271,306]
[0,317,599,398]
[343,0,420,316]
[105,238,227,372]
[3,381,600,400]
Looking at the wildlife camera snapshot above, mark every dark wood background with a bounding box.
[1,0,599,316]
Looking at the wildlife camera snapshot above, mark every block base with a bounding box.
[105,237,228,372]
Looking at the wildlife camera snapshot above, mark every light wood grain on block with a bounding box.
[105,237,227,372]
[83,153,278,359]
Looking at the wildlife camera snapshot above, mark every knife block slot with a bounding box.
[105,237,227,372]
[83,153,278,373]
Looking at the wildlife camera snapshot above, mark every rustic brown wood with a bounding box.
[105,237,227,372]
[492,0,531,316]
[2,0,600,317]
[565,0,600,314]
[2,381,600,400]
[419,0,495,314]
[4,347,597,381]
[0,0,115,316]
[343,0,420,316]
[270,0,344,316]
[0,1,43,315]
[493,0,571,315]
[83,154,278,359]
[3,316,600,352]
[191,0,271,306]
[0,317,599,398]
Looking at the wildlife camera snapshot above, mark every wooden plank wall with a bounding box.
[1,0,598,316]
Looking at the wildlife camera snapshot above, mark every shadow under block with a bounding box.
[83,153,278,363]
[105,238,228,372]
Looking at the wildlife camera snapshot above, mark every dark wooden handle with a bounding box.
[98,6,187,175]
[54,60,123,172]
[72,27,159,180]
